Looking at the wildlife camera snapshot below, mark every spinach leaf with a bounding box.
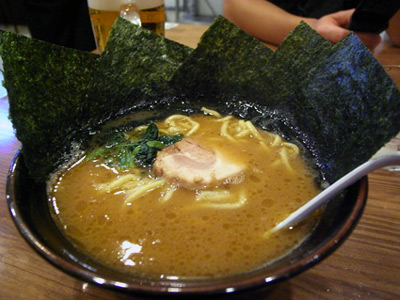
[159,134,184,146]
[117,146,137,170]
[133,143,159,167]
[86,123,184,170]
[142,123,159,140]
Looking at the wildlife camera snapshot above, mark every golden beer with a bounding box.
[88,0,165,53]
[88,0,124,53]
[137,2,165,36]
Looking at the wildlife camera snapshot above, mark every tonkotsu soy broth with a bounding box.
[48,109,321,279]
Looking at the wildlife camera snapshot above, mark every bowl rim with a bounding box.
[6,149,368,295]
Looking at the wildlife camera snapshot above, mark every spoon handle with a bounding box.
[275,154,400,230]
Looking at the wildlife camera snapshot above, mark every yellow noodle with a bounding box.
[242,121,271,151]
[200,192,247,209]
[125,180,166,204]
[224,119,249,139]
[245,121,263,140]
[233,120,250,137]
[165,115,200,136]
[196,190,231,202]
[201,107,222,118]
[235,129,251,137]
[258,141,269,151]
[219,119,276,154]
[125,179,151,191]
[186,123,200,136]
[165,114,185,122]
[220,119,236,142]
[278,148,293,172]
[97,173,140,191]
[271,134,283,147]
[161,186,177,202]
[213,115,233,122]
[282,142,300,157]
[238,120,247,127]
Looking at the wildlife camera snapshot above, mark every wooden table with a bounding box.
[0,24,399,300]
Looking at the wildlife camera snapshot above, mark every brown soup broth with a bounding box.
[48,113,320,279]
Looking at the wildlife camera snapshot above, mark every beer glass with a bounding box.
[136,0,165,37]
[88,0,131,53]
[120,1,142,26]
[88,0,165,53]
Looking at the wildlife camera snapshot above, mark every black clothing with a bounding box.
[350,0,400,33]
[22,0,96,51]
[268,0,400,33]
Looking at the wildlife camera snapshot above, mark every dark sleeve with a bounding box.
[350,0,400,33]
[22,0,96,51]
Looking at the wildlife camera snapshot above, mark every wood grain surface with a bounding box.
[0,24,399,300]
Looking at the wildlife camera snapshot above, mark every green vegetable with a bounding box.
[117,146,137,170]
[142,123,159,140]
[159,134,184,146]
[86,123,183,170]
[85,148,108,161]
[133,144,158,167]
[105,132,126,148]
[146,141,165,149]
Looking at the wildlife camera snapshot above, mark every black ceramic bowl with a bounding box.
[5,102,368,296]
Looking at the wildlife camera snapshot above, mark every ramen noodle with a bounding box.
[48,109,321,278]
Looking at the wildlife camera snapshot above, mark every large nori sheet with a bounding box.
[288,34,400,182]
[1,16,399,183]
[93,18,193,109]
[169,16,274,95]
[0,30,99,180]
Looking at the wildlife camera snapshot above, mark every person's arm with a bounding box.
[386,10,400,47]
[223,0,380,49]
[223,0,315,45]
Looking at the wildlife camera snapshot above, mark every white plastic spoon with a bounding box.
[275,153,400,231]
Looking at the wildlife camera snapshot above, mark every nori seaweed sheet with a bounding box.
[0,30,100,180]
[169,18,400,183]
[169,20,332,105]
[0,18,192,181]
[1,16,400,184]
[169,16,274,96]
[92,18,193,112]
[252,21,332,105]
[285,34,400,182]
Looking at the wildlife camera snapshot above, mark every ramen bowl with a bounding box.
[6,105,369,296]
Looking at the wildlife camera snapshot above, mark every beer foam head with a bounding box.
[136,0,164,10]
[88,0,126,11]
[88,0,164,11]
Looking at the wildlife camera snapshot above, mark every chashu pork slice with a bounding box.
[153,138,245,189]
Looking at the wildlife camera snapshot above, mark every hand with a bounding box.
[309,9,381,50]
[354,32,381,50]
[308,9,354,44]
